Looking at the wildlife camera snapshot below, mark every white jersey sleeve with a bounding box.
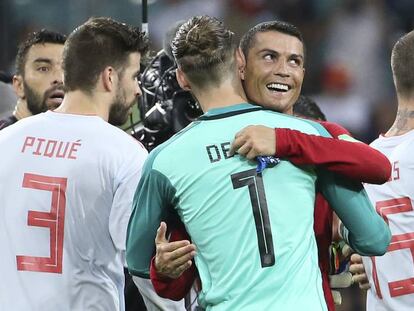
[362,130,414,311]
[110,142,147,256]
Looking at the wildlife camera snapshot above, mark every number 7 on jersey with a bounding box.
[231,169,275,267]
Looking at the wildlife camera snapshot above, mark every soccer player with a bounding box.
[149,21,391,311]
[349,30,414,311]
[0,29,66,130]
[126,16,390,310]
[0,17,148,310]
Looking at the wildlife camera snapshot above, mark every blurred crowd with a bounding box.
[1,0,414,143]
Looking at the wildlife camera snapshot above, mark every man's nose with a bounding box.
[51,67,63,85]
[273,59,290,78]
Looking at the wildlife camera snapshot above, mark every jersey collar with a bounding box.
[198,103,264,121]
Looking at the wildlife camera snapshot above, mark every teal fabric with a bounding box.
[317,170,391,256]
[127,104,327,310]
[126,103,390,310]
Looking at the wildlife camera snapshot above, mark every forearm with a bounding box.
[127,167,178,277]
[318,170,391,256]
[276,128,391,184]
[126,213,159,278]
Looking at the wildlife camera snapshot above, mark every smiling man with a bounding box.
[0,29,66,130]
[240,24,304,114]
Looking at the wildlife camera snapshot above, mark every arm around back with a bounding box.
[317,169,391,256]
[276,122,391,184]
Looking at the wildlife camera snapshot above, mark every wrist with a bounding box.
[151,257,174,281]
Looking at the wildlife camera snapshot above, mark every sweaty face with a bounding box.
[108,53,142,126]
[22,43,64,115]
[243,31,305,114]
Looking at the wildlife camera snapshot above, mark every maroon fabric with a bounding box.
[275,121,391,184]
[314,194,335,311]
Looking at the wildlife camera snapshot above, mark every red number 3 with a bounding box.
[16,173,67,274]
[371,197,414,298]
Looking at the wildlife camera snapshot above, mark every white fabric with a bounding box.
[132,276,188,311]
[0,111,147,311]
[362,130,414,311]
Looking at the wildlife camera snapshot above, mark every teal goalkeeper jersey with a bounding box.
[126,103,391,310]
[128,103,328,310]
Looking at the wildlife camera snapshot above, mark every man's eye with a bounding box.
[37,66,50,72]
[264,54,274,61]
[289,59,301,66]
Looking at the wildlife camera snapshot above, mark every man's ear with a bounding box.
[12,75,25,99]
[176,67,191,91]
[236,47,246,81]
[102,66,116,92]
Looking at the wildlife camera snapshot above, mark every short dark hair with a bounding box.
[293,95,326,121]
[391,30,414,98]
[63,17,149,93]
[172,15,237,90]
[15,29,66,76]
[240,20,305,61]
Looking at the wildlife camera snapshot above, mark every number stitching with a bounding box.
[231,169,275,267]
[16,173,67,274]
[371,197,414,298]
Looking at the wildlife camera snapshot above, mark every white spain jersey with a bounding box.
[362,129,414,311]
[0,111,147,311]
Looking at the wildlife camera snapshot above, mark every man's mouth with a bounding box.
[46,89,65,107]
[266,83,291,93]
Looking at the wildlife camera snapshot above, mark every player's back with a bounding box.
[362,130,414,311]
[0,111,147,311]
[150,104,329,310]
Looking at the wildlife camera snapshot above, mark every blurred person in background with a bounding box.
[0,71,17,119]
[312,64,371,140]
[0,29,66,130]
[147,0,225,50]
[350,29,414,311]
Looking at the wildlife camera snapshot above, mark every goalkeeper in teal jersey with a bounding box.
[126,16,390,311]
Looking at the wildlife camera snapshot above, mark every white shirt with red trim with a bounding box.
[362,130,414,311]
[0,111,147,311]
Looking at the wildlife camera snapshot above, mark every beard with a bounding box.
[24,82,64,115]
[24,82,48,115]
[108,86,137,126]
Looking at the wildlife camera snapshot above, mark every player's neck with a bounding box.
[385,97,414,137]
[12,99,32,120]
[196,78,248,112]
[54,91,110,121]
